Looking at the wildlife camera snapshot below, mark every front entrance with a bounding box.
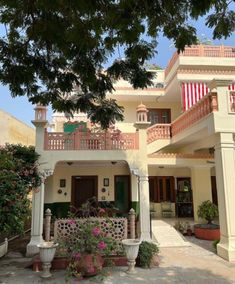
[71,176,98,208]
[114,175,130,214]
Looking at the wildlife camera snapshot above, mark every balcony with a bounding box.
[43,92,235,152]
[165,45,235,79]
[44,130,139,151]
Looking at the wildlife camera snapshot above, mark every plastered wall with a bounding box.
[0,110,35,146]
[44,164,130,203]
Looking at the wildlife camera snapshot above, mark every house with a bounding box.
[27,45,235,262]
[0,109,35,146]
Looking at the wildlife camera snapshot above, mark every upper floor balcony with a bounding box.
[165,45,235,83]
[41,91,235,153]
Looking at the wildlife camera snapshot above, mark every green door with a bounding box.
[115,176,130,214]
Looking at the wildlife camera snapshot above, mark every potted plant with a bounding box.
[194,200,220,240]
[137,241,160,268]
[61,219,117,280]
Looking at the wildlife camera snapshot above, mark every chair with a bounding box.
[161,202,173,218]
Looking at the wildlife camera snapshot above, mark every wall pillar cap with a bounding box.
[209,79,233,90]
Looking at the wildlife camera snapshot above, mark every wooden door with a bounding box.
[72,176,98,208]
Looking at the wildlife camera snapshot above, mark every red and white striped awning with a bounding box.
[182,82,209,111]
[182,82,235,111]
[228,84,235,91]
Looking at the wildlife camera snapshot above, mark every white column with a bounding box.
[139,175,151,241]
[26,182,45,256]
[191,167,212,222]
[214,132,235,261]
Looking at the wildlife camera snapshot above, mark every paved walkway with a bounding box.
[0,237,235,283]
[152,220,190,247]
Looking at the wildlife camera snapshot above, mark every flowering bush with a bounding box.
[61,219,117,278]
[0,144,40,238]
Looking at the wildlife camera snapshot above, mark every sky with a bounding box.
[0,15,235,127]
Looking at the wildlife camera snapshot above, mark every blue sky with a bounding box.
[0,16,234,127]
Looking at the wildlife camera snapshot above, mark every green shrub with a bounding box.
[197,200,218,224]
[213,239,220,252]
[138,241,159,268]
[0,144,40,237]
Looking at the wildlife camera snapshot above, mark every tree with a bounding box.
[0,144,41,237]
[0,1,234,128]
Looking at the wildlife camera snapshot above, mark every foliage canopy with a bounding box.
[0,0,234,128]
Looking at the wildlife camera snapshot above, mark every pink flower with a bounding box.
[99,208,106,214]
[73,252,81,260]
[98,241,107,250]
[68,219,76,225]
[92,227,101,236]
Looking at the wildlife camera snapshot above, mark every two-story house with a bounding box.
[27,45,235,262]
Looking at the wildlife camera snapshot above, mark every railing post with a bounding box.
[44,208,52,242]
[129,208,136,239]
[210,93,218,112]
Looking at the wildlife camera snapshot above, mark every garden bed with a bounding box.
[31,255,127,271]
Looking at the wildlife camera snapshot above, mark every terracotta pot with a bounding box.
[194,224,220,240]
[76,254,104,277]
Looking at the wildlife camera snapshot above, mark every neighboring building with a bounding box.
[27,45,235,262]
[0,109,35,146]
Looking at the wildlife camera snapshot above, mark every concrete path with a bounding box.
[152,220,190,247]
[0,237,235,284]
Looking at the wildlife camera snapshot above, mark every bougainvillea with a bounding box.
[0,144,41,237]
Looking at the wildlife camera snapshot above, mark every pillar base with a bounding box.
[217,241,235,262]
[140,232,152,242]
[26,236,44,257]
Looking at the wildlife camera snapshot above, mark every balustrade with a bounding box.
[171,93,218,136]
[147,124,171,144]
[165,45,235,78]
[44,129,139,150]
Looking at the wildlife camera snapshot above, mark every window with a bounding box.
[147,109,171,125]
[149,176,175,202]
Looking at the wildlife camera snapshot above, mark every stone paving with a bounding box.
[0,236,235,284]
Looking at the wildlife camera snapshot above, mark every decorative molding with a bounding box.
[178,69,235,75]
[149,153,214,159]
[40,169,54,181]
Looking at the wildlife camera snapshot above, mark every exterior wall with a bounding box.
[0,110,35,146]
[44,163,130,204]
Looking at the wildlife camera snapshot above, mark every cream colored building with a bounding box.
[0,109,35,146]
[27,45,235,262]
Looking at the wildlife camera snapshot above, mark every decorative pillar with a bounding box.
[26,170,53,256]
[209,79,232,114]
[31,104,48,154]
[191,167,212,222]
[44,208,52,242]
[214,132,235,261]
[129,208,136,239]
[138,175,151,241]
[134,103,151,241]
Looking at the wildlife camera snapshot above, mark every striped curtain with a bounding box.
[182,82,209,111]
[182,82,235,111]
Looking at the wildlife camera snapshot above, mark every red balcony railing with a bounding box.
[44,130,139,150]
[171,93,218,136]
[147,124,171,144]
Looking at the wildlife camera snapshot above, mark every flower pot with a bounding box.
[37,242,58,278]
[0,238,8,258]
[122,239,141,274]
[76,254,104,277]
[194,224,220,240]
